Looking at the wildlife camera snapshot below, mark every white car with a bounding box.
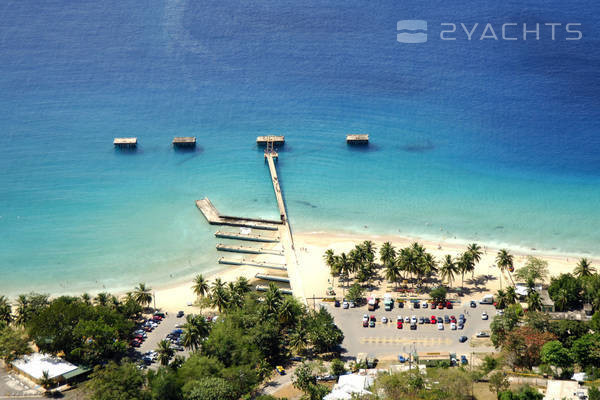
[342,301,349,309]
[496,310,504,316]
[481,312,489,320]
[362,314,369,322]
[382,316,388,324]
[397,315,403,322]
[421,301,428,308]
[451,322,457,330]
[410,315,417,324]
[476,331,490,338]
[349,301,355,308]
[404,316,410,323]
[437,322,444,330]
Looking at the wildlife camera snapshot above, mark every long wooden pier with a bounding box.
[196,198,281,230]
[265,153,287,222]
[215,230,279,243]
[218,257,287,271]
[216,243,284,256]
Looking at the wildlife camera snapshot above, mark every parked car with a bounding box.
[481,312,489,320]
[470,301,477,308]
[334,299,340,307]
[349,301,355,308]
[363,314,369,322]
[476,331,490,338]
[276,366,285,375]
[459,314,465,321]
[430,316,437,324]
[397,320,403,329]
[451,322,457,330]
[444,315,450,324]
[421,301,428,308]
[438,303,444,309]
[437,322,444,330]
[370,315,376,321]
[398,355,406,363]
[363,319,368,327]
[397,315,403,322]
[461,355,468,365]
[418,316,425,324]
[369,320,375,328]
[382,316,388,324]
[410,315,417,324]
[413,301,420,309]
[177,311,184,318]
[342,300,349,309]
[410,323,417,330]
[459,336,468,343]
[450,315,457,323]
[446,301,453,309]
[404,316,410,323]
[398,301,404,308]
[458,323,464,330]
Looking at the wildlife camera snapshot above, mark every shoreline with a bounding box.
[7,228,598,313]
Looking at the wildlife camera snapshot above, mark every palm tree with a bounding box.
[192,274,209,298]
[278,296,297,327]
[496,249,514,290]
[288,325,307,355]
[457,252,474,290]
[263,283,283,315]
[554,288,569,312]
[336,253,352,287]
[527,291,543,312]
[14,295,28,326]
[440,255,458,288]
[210,286,229,313]
[379,242,396,267]
[422,253,438,287]
[574,258,596,279]
[182,314,210,351]
[156,339,175,366]
[505,286,517,305]
[133,283,153,309]
[0,296,13,325]
[80,293,92,305]
[234,276,251,296]
[324,249,340,287]
[467,243,483,278]
[496,289,507,309]
[361,241,376,263]
[39,370,53,391]
[384,262,400,289]
[94,292,110,307]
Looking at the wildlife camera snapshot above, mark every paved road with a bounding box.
[325,301,497,359]
[0,368,43,398]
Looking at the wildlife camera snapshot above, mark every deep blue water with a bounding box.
[0,0,599,296]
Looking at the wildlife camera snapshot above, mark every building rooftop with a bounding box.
[12,353,78,380]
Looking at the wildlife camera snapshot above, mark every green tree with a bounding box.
[379,242,396,267]
[192,274,209,298]
[183,377,238,400]
[541,340,573,372]
[481,355,499,374]
[514,257,549,284]
[14,293,49,326]
[323,249,340,288]
[574,258,596,279]
[346,283,364,304]
[39,370,53,390]
[496,249,514,289]
[234,276,251,297]
[157,340,175,366]
[548,273,583,311]
[182,314,210,352]
[292,362,330,400]
[383,261,400,289]
[133,283,153,309]
[571,333,600,368]
[591,311,600,333]
[527,291,543,312]
[84,362,149,400]
[146,368,182,400]
[305,307,344,354]
[457,252,474,290]
[489,371,510,397]
[210,284,230,313]
[0,325,31,362]
[429,286,447,303]
[330,358,345,376]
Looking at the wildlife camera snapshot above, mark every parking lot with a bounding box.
[0,368,43,398]
[324,300,496,359]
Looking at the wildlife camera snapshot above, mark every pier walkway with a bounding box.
[255,273,290,283]
[216,243,284,256]
[265,153,287,222]
[218,257,287,271]
[215,230,280,243]
[196,198,280,230]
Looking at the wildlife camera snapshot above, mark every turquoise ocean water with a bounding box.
[0,0,599,296]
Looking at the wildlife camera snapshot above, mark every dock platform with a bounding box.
[173,137,196,147]
[216,243,283,256]
[114,137,137,147]
[218,257,287,271]
[215,230,279,243]
[257,135,285,145]
[346,134,369,144]
[196,198,281,230]
[265,153,287,222]
[255,273,290,283]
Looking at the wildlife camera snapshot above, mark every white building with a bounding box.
[324,373,375,400]
[11,353,88,385]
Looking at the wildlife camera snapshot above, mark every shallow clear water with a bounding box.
[0,0,599,296]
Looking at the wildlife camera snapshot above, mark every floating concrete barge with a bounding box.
[216,243,284,256]
[255,273,290,283]
[215,230,279,243]
[255,285,293,295]
[256,135,285,145]
[196,198,281,230]
[172,137,196,147]
[113,137,137,147]
[346,134,369,144]
[218,257,287,271]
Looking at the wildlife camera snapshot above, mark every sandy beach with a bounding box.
[151,229,599,313]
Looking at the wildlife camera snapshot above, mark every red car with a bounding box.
[431,301,438,308]
[431,316,437,324]
[130,339,141,347]
[397,321,403,329]
[363,320,368,327]
[450,315,457,323]
[438,304,444,309]
[152,315,163,322]
[446,301,453,309]
[370,315,376,321]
